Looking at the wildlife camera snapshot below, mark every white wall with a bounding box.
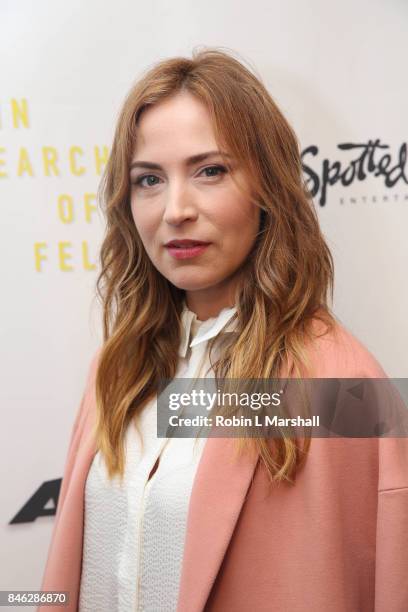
[1,0,406,603]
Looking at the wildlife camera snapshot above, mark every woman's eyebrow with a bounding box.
[130,150,232,171]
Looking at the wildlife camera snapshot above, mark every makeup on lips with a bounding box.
[164,239,211,260]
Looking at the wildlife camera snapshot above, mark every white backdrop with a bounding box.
[1,0,407,605]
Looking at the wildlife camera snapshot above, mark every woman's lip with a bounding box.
[165,243,211,260]
[165,242,210,247]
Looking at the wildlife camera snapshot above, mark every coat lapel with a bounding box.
[176,435,259,612]
[40,404,98,612]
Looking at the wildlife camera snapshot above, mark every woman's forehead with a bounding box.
[130,92,239,166]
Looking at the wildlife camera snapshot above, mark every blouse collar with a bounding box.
[178,301,238,358]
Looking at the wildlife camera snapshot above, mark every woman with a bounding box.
[39,48,408,611]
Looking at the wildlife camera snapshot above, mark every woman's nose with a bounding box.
[162,182,198,226]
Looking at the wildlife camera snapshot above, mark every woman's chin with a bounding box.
[166,273,220,292]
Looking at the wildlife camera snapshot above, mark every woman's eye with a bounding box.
[132,165,228,189]
[134,174,161,188]
[200,165,228,178]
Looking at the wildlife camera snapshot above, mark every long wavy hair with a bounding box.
[94,46,336,485]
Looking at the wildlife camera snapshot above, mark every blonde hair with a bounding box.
[94,46,336,484]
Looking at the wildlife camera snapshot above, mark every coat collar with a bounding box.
[176,436,259,611]
[178,302,238,358]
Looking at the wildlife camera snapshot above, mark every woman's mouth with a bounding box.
[165,243,211,259]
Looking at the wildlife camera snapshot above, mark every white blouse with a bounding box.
[78,302,238,612]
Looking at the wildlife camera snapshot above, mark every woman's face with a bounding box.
[129,91,260,317]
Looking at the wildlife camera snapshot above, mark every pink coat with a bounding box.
[39,319,408,611]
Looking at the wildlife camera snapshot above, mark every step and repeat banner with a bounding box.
[1,0,407,603]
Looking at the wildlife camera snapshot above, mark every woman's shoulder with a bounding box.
[87,345,103,385]
[70,345,103,434]
[302,313,388,378]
